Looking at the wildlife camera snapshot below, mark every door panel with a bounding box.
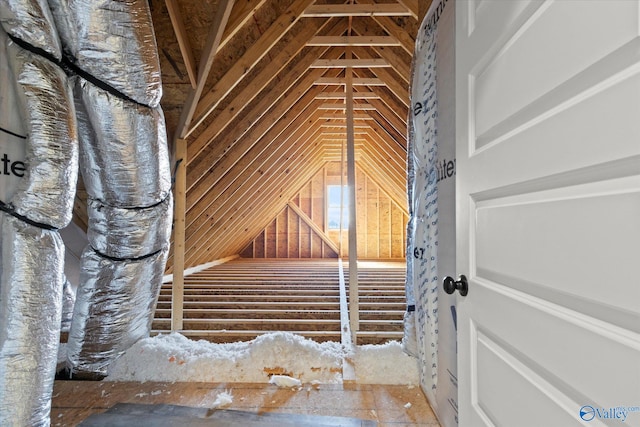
[475,177,640,330]
[470,282,640,414]
[474,328,592,427]
[456,1,640,425]
[473,1,640,139]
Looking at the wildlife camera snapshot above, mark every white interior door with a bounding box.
[455,1,640,426]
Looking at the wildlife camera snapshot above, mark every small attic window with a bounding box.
[327,185,348,230]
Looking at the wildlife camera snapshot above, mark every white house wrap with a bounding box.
[402,76,418,358]
[405,1,458,426]
[406,8,440,405]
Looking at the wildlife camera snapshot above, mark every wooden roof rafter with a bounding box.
[175,0,235,139]
[346,52,409,107]
[356,160,408,215]
[185,109,331,247]
[302,3,414,18]
[189,142,329,266]
[165,0,198,88]
[307,35,401,46]
[186,21,349,165]
[182,134,328,266]
[186,66,345,203]
[186,0,318,138]
[187,101,319,231]
[143,0,423,267]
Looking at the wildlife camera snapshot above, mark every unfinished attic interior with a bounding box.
[5,0,638,425]
[144,0,418,268]
[67,0,423,344]
[0,0,445,425]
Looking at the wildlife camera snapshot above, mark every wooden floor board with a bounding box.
[154,259,407,345]
[79,403,378,426]
[51,381,440,427]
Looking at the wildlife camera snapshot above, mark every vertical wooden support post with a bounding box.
[339,134,345,257]
[338,258,356,383]
[346,49,359,336]
[172,138,186,331]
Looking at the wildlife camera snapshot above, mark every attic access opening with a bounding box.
[327,184,349,230]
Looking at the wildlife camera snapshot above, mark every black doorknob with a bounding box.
[443,275,468,296]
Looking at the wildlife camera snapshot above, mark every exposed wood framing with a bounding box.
[319,103,377,110]
[303,4,414,17]
[165,0,197,88]
[154,259,406,346]
[307,35,401,46]
[419,0,432,23]
[319,113,373,120]
[288,202,339,255]
[346,49,359,333]
[316,91,379,99]
[189,0,317,136]
[220,0,270,51]
[311,58,390,68]
[114,0,420,270]
[171,138,187,331]
[397,0,419,20]
[186,28,346,165]
[176,0,235,138]
[314,77,385,86]
[338,259,356,381]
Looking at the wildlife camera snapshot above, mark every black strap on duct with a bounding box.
[0,200,57,230]
[7,34,151,109]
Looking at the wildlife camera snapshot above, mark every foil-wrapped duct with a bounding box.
[0,0,62,59]
[66,0,172,381]
[87,193,173,259]
[67,247,169,379]
[47,0,162,107]
[0,212,64,427]
[6,38,78,228]
[61,277,76,331]
[74,77,171,208]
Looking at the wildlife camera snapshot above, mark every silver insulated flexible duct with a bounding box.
[66,247,169,377]
[0,1,77,424]
[55,1,172,379]
[0,213,66,426]
[0,0,172,422]
[6,40,78,228]
[48,0,162,107]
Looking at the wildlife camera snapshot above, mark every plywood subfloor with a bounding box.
[78,402,377,426]
[51,381,440,427]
